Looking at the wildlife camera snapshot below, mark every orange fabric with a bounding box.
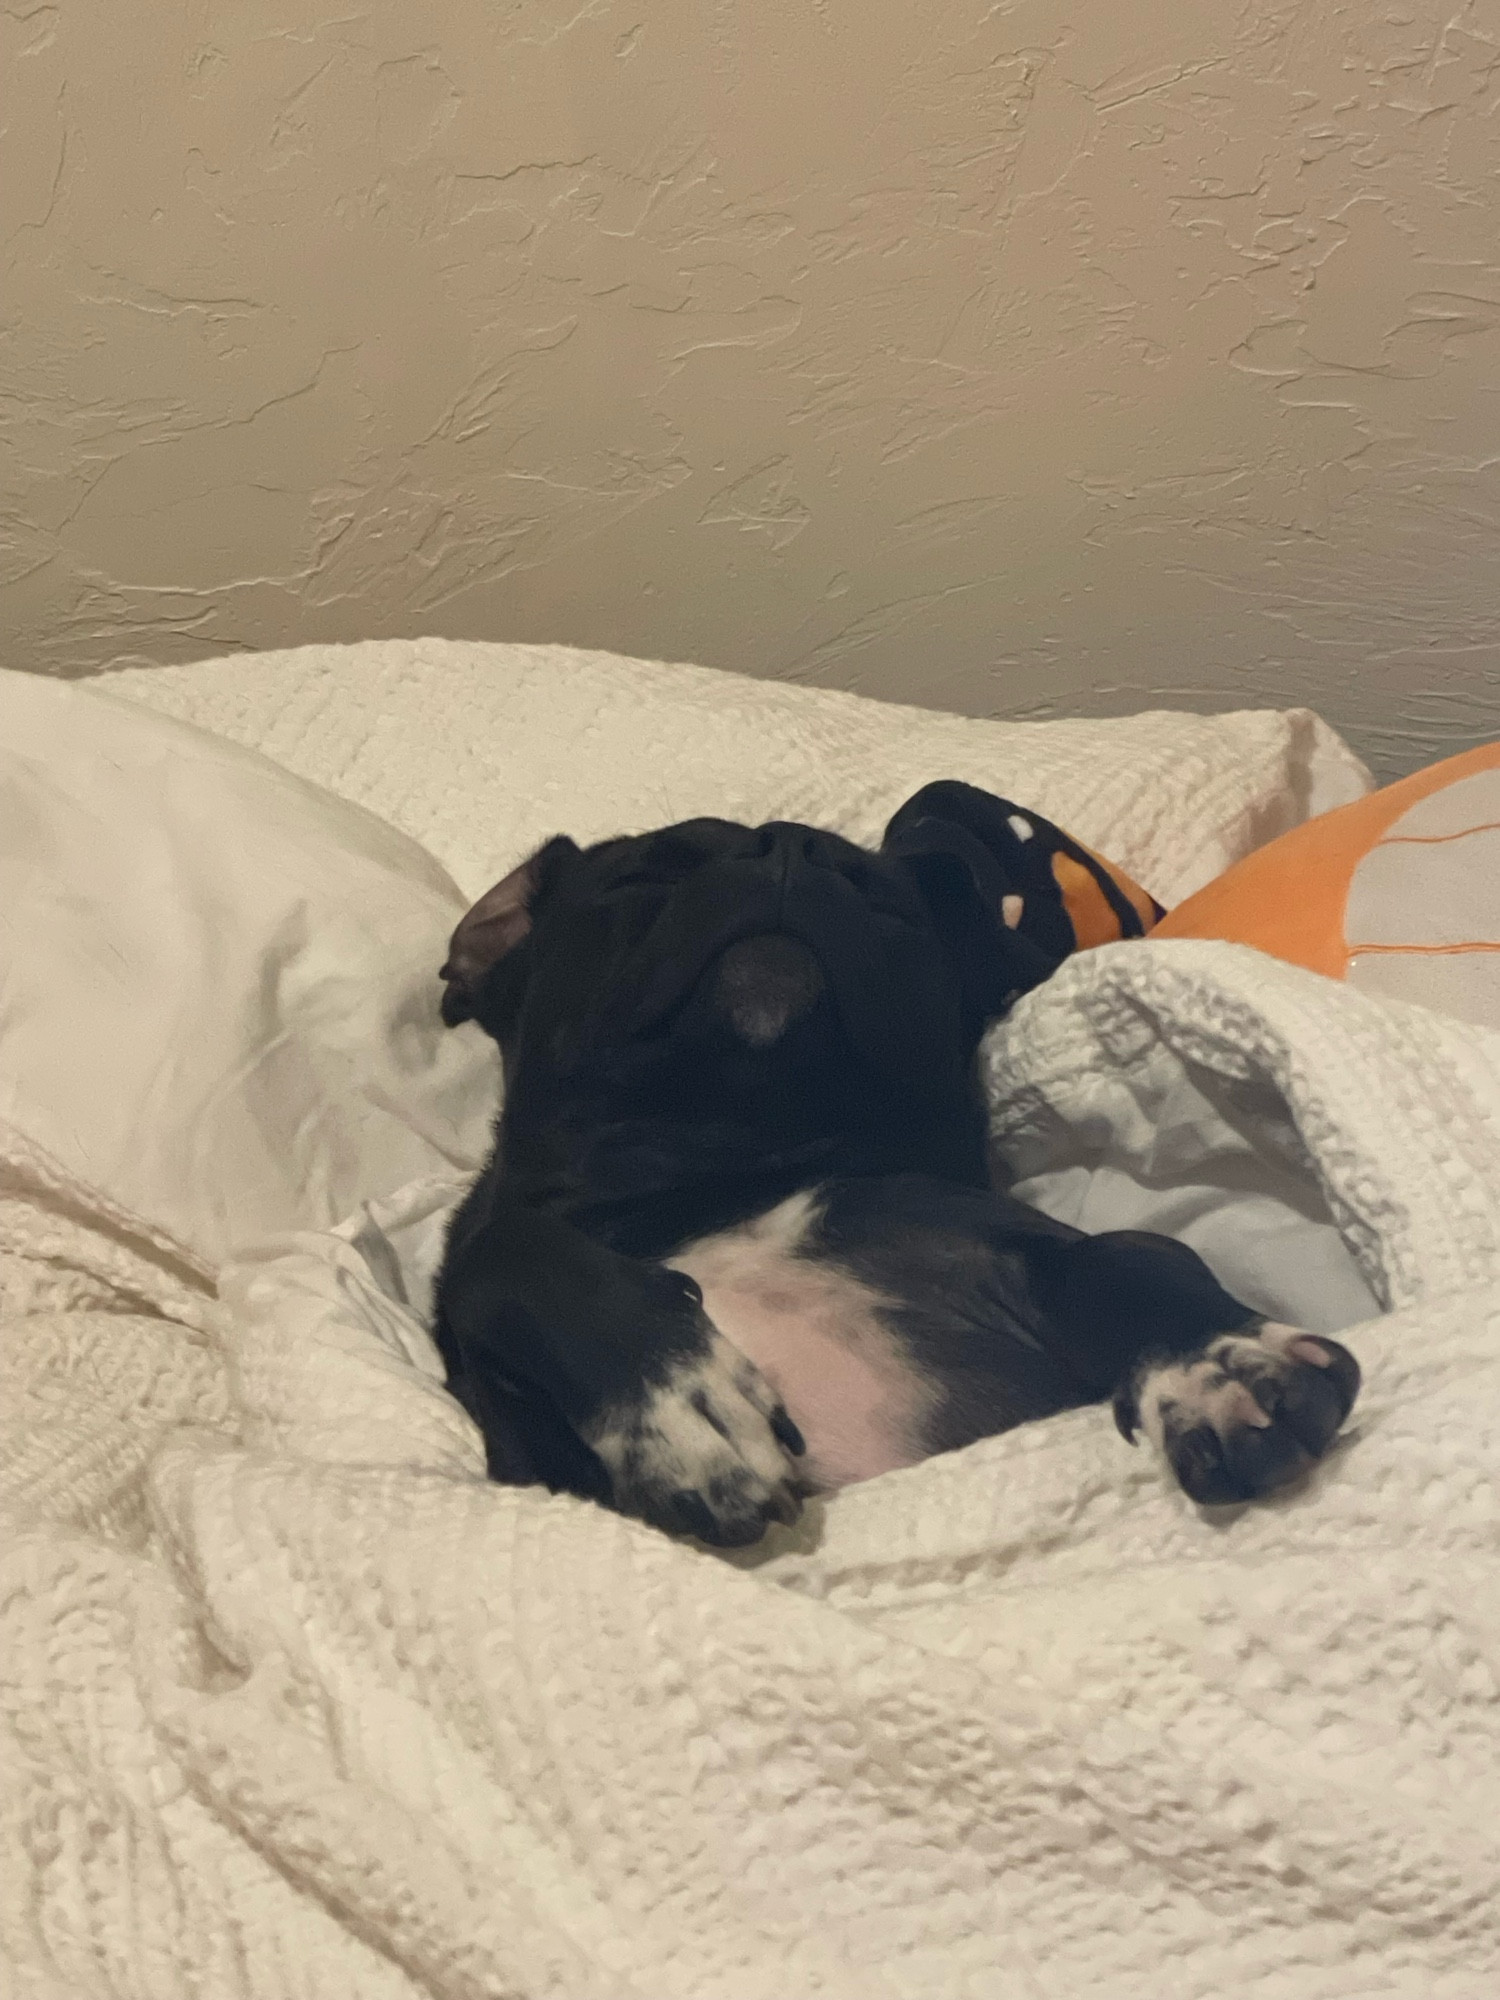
[1075,838,1162,934]
[1051,849,1125,950]
[1049,845,1161,950]
[1154,742,1500,978]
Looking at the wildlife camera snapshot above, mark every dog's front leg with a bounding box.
[437,1186,807,1546]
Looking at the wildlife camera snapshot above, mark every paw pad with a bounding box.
[1119,1322,1361,1506]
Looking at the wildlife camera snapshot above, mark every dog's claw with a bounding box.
[1112,1394,1140,1445]
[772,1407,807,1457]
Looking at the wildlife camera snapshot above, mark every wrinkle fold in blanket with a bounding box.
[4,941,1500,1997]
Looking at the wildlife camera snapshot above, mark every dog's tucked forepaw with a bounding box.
[583,1331,808,1548]
[1115,1321,1361,1506]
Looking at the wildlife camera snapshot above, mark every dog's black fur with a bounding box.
[433,783,1359,1546]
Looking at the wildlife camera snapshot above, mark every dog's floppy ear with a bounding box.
[881,780,1162,1031]
[439,836,578,1027]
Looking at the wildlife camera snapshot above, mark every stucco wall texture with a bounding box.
[4,2,1499,777]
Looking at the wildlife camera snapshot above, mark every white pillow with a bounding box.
[0,671,499,1268]
[99,639,1373,905]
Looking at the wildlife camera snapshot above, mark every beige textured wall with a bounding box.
[4,2,1499,777]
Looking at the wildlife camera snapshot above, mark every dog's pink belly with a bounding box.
[667,1202,934,1491]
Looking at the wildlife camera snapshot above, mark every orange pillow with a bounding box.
[1154,742,1500,1028]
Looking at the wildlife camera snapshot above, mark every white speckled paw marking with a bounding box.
[583,1330,808,1547]
[1117,1320,1362,1505]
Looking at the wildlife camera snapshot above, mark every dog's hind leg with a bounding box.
[1026,1230,1361,1505]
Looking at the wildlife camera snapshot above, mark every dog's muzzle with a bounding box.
[709,933,826,1048]
[609,824,963,1091]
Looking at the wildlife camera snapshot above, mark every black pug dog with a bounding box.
[433,781,1360,1547]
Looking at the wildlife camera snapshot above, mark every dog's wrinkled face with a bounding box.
[440,788,1069,1200]
[446,817,951,1093]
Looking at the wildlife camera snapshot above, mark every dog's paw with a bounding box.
[1115,1321,1362,1506]
[582,1328,809,1548]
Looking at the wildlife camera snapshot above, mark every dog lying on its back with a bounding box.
[433,781,1360,1546]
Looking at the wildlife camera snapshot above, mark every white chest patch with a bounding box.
[666,1192,936,1491]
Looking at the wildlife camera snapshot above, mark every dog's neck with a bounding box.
[498,1094,992,1259]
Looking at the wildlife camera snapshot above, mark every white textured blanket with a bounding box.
[4,645,1491,1997]
[5,936,1498,1998]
